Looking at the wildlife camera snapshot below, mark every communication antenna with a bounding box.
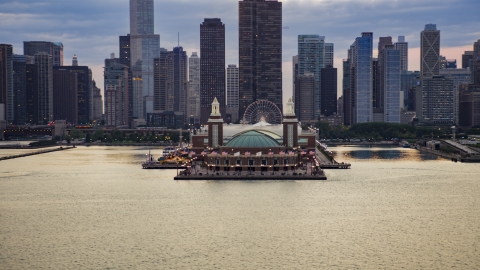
[178,32,180,46]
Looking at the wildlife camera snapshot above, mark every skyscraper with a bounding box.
[295,73,315,122]
[421,24,440,77]
[383,45,401,123]
[0,44,13,123]
[34,53,53,124]
[376,36,392,111]
[394,36,408,71]
[422,76,454,124]
[187,52,200,125]
[53,69,78,124]
[298,35,325,119]
[129,0,160,120]
[104,60,129,126]
[172,46,188,119]
[23,41,63,66]
[54,66,93,123]
[226,64,239,123]
[354,32,373,123]
[321,65,337,117]
[92,80,103,121]
[200,18,226,124]
[239,0,282,118]
[324,43,334,67]
[12,55,27,125]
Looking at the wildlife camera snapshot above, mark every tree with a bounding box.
[85,132,91,143]
[69,129,83,139]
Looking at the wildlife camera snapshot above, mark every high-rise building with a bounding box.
[25,61,36,124]
[54,66,92,123]
[342,58,352,125]
[422,76,454,124]
[187,52,200,125]
[320,65,337,117]
[172,46,188,120]
[298,35,325,119]
[394,36,408,71]
[325,43,334,67]
[292,55,298,104]
[353,32,373,123]
[421,24,440,77]
[462,51,473,69]
[295,73,315,122]
[376,36,392,111]
[119,35,131,67]
[239,0,282,118]
[0,44,13,123]
[53,69,78,124]
[200,18,226,124]
[72,54,78,66]
[23,41,63,66]
[226,64,239,123]
[401,71,420,111]
[440,68,471,124]
[129,0,160,119]
[12,55,27,125]
[153,48,168,112]
[92,80,103,121]
[383,45,401,123]
[34,53,53,124]
[104,60,129,126]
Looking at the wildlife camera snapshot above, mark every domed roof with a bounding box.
[225,130,280,148]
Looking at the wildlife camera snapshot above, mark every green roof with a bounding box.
[225,130,281,148]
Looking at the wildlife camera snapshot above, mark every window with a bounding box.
[248,159,254,166]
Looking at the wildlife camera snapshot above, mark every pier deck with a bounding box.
[0,146,75,161]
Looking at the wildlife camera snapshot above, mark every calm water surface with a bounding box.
[0,145,479,269]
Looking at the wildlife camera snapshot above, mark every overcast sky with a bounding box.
[1,0,479,105]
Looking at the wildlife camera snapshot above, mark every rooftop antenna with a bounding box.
[178,32,179,46]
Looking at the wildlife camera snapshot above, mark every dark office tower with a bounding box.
[238,0,282,118]
[119,35,131,67]
[104,60,129,126]
[25,62,36,124]
[321,65,337,117]
[153,48,169,112]
[24,41,63,66]
[420,24,440,77]
[295,73,315,122]
[92,80,103,121]
[72,55,78,66]
[34,53,53,124]
[12,55,27,125]
[53,69,78,124]
[372,58,379,108]
[462,51,473,69]
[54,66,92,123]
[342,59,352,125]
[200,18,226,124]
[0,44,13,122]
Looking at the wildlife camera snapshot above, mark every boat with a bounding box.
[162,146,177,157]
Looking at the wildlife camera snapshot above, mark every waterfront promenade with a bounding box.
[0,146,75,161]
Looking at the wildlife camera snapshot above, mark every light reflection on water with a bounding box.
[0,145,479,269]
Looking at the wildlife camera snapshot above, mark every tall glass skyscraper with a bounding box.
[383,45,401,123]
[129,0,160,120]
[354,32,373,123]
[421,24,440,78]
[298,35,325,119]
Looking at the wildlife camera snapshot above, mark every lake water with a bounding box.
[1,145,479,269]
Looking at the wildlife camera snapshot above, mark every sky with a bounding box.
[1,0,479,106]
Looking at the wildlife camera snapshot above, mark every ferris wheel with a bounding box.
[242,100,283,125]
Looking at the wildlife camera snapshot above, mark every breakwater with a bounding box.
[0,146,75,161]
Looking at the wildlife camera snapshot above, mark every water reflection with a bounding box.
[331,145,441,162]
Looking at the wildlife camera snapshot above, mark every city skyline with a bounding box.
[1,0,478,105]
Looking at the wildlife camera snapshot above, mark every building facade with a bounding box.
[354,32,373,123]
[421,24,440,78]
[12,55,27,125]
[34,53,54,124]
[320,65,337,117]
[298,35,325,119]
[104,61,129,126]
[383,45,401,123]
[200,18,226,124]
[422,76,454,124]
[53,69,78,124]
[129,0,160,120]
[394,36,408,72]
[226,64,239,123]
[295,73,315,122]
[23,41,63,66]
[238,0,282,118]
[0,44,13,123]
[187,52,200,126]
